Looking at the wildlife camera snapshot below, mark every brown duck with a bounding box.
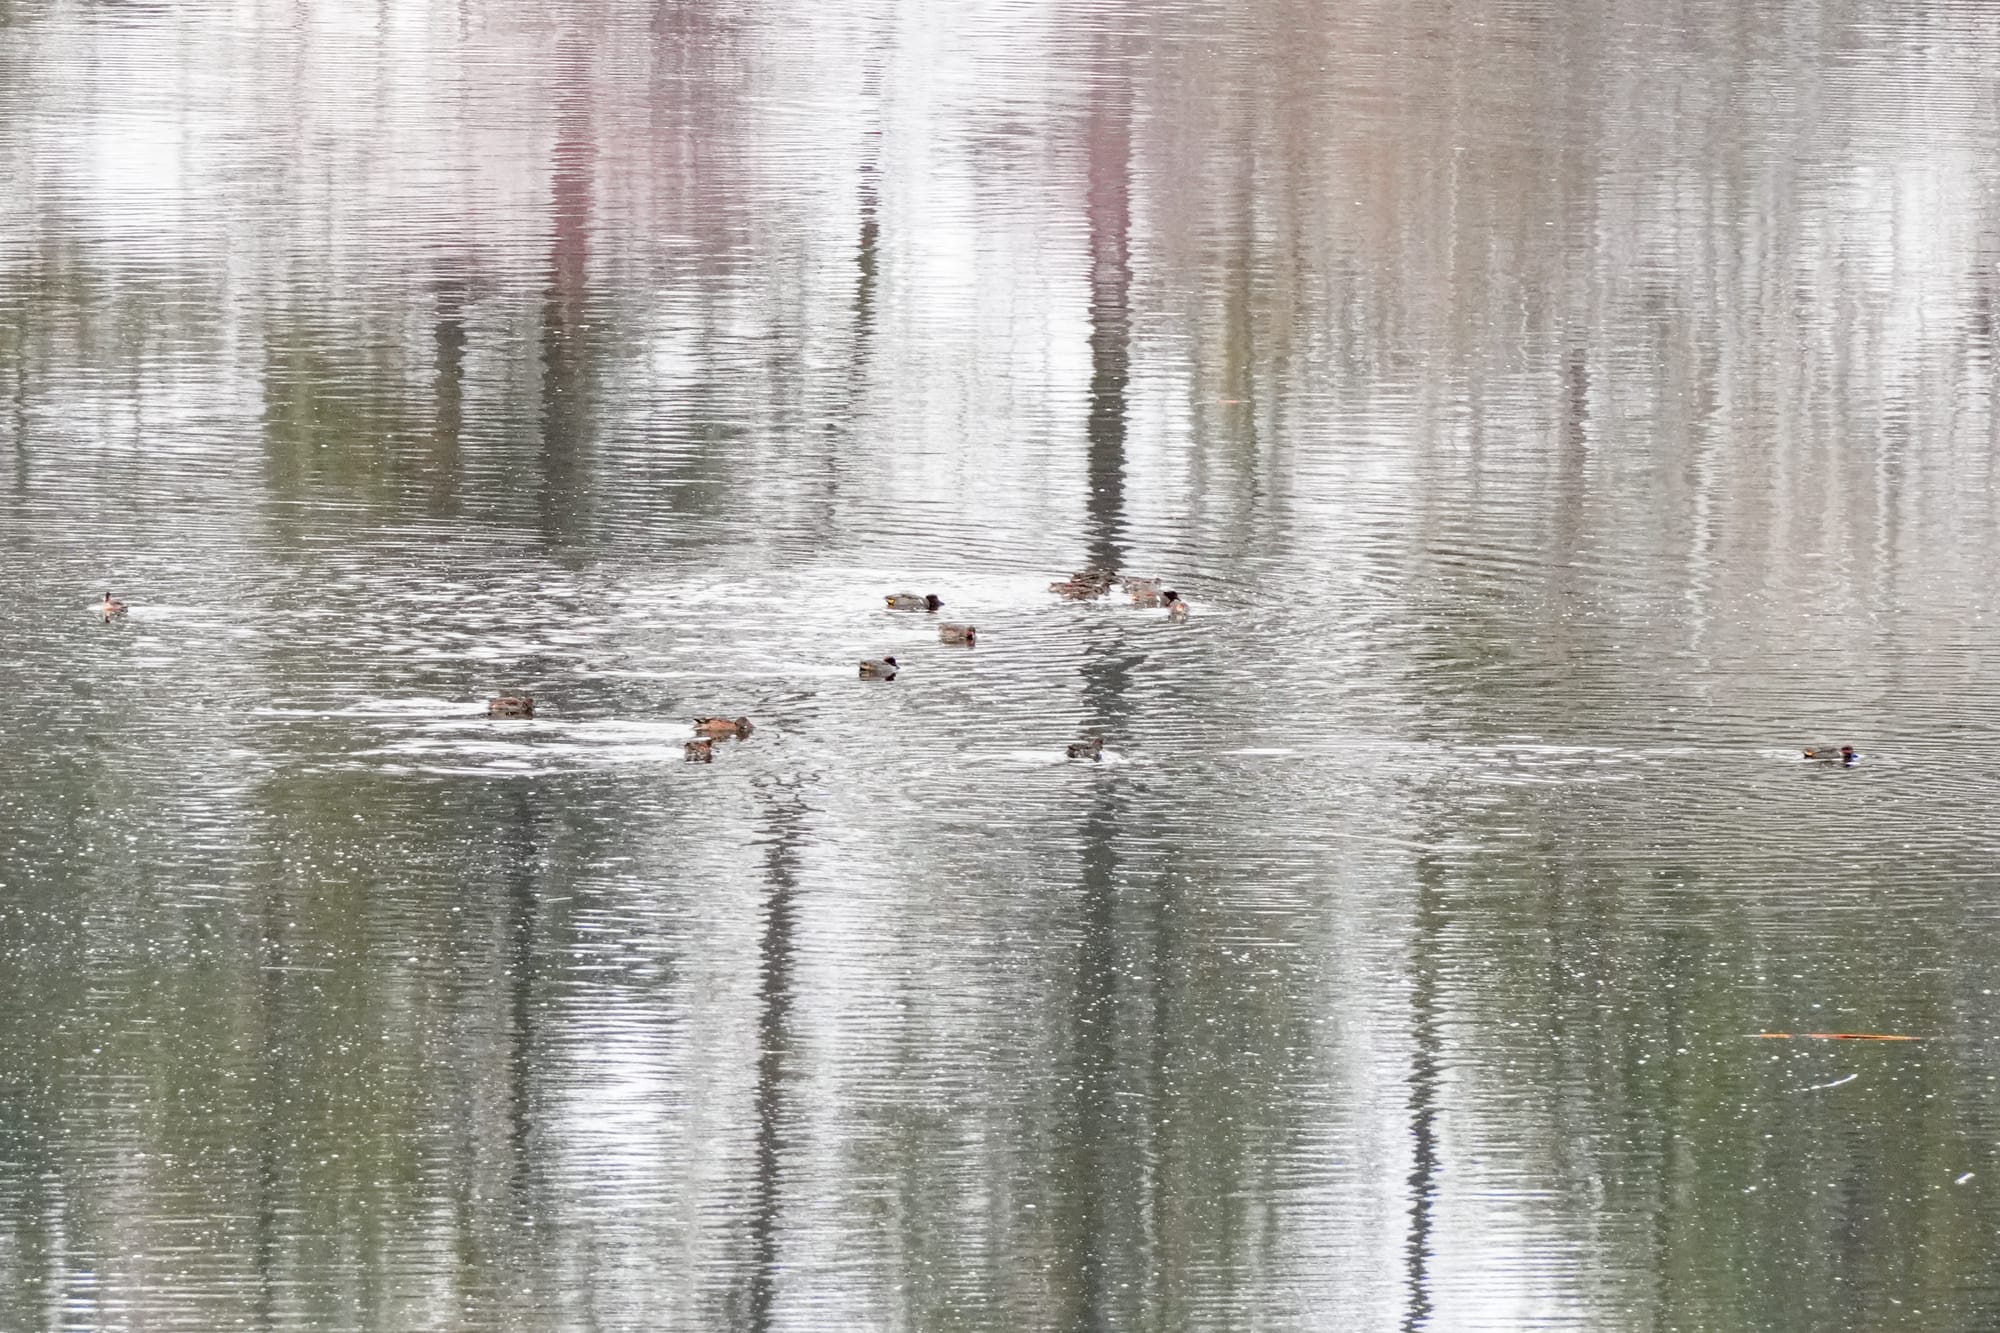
[693,716,754,738]
[1803,745,1858,766]
[1050,568,1115,600]
[939,623,977,645]
[487,695,534,718]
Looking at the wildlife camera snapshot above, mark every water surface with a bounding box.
[5,0,2000,1328]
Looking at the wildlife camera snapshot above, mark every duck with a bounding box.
[1162,590,1190,620]
[859,655,899,679]
[939,623,977,645]
[1803,745,1858,766]
[1050,568,1115,600]
[101,591,127,621]
[886,593,942,612]
[487,694,534,718]
[1066,735,1105,760]
[685,738,714,762]
[693,716,754,738]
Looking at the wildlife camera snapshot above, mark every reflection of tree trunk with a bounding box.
[1402,854,1444,1332]
[503,787,544,1259]
[1057,796,1121,1333]
[251,988,281,1326]
[1054,73,1139,1331]
[747,791,805,1332]
[812,119,884,540]
[8,333,26,492]
[1547,345,1590,628]
[538,39,594,544]
[1084,81,1132,574]
[430,270,467,519]
[855,137,881,336]
[252,873,290,1329]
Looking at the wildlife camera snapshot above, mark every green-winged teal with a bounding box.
[1803,746,1858,766]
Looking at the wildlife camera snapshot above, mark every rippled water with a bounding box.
[6,0,2000,1328]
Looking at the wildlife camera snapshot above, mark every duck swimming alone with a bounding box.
[1066,735,1105,760]
[939,623,977,645]
[101,592,127,622]
[685,738,714,762]
[1126,578,1163,607]
[693,716,754,738]
[1804,745,1858,766]
[886,593,942,612]
[859,655,899,679]
[1162,590,1190,620]
[487,695,534,718]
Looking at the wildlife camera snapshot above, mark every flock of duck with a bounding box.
[97,588,1856,767]
[484,567,1185,761]
[97,574,1183,764]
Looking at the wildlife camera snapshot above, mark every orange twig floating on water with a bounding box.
[1752,1033,1919,1041]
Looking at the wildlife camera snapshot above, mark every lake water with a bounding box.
[5,0,2000,1328]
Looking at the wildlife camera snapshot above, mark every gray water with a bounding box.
[5,0,2000,1328]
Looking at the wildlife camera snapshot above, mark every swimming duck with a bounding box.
[1066,735,1105,760]
[1050,568,1115,600]
[1163,590,1189,620]
[886,593,943,612]
[101,592,127,621]
[487,694,534,718]
[1127,579,1163,607]
[693,716,754,738]
[859,655,899,679]
[685,738,714,762]
[939,623,977,645]
[1804,745,1858,766]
